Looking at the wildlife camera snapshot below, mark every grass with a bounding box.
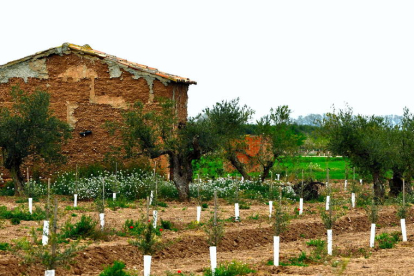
[203,261,255,276]
[193,156,359,180]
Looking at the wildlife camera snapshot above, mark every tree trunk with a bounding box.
[389,170,403,197]
[261,160,275,182]
[228,153,251,181]
[372,170,385,200]
[10,165,24,196]
[170,153,192,202]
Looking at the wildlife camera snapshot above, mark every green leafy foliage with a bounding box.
[321,106,393,199]
[273,203,290,236]
[203,261,255,276]
[204,215,225,247]
[129,221,161,255]
[0,86,70,195]
[60,215,97,240]
[0,205,45,221]
[99,261,132,276]
[375,232,400,249]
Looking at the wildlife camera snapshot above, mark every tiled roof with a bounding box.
[0,43,197,85]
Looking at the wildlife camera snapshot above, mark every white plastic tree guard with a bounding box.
[325,196,330,211]
[45,270,55,276]
[351,193,356,208]
[401,219,407,242]
[113,193,116,201]
[144,255,152,276]
[149,191,154,205]
[327,229,333,255]
[42,220,49,245]
[153,210,158,228]
[196,206,201,223]
[344,180,347,191]
[210,246,217,274]
[299,198,303,215]
[235,203,240,221]
[74,194,78,207]
[99,213,105,229]
[269,201,273,218]
[370,223,376,248]
[274,236,280,266]
[28,198,33,214]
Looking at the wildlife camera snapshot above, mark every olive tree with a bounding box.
[321,106,392,199]
[119,99,218,201]
[0,87,71,195]
[255,106,304,182]
[203,98,254,180]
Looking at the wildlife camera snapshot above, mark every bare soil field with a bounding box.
[0,190,413,276]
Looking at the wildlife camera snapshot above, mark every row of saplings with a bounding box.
[9,174,411,276]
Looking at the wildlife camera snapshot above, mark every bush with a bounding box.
[203,261,255,276]
[160,219,175,231]
[0,205,45,221]
[123,219,146,236]
[60,215,97,240]
[375,232,400,249]
[129,222,162,255]
[99,260,132,276]
[0,242,10,251]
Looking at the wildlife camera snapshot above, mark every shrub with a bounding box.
[306,239,325,247]
[0,242,10,251]
[375,232,400,249]
[0,205,45,221]
[60,215,97,240]
[123,219,146,236]
[99,260,132,276]
[203,261,255,276]
[160,219,175,231]
[129,222,161,255]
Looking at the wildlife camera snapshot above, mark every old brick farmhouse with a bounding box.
[0,43,196,173]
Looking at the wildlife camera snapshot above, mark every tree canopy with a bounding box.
[0,86,71,195]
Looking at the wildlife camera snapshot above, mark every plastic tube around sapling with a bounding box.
[344,180,347,191]
[274,236,280,266]
[149,191,154,205]
[326,196,330,211]
[196,206,201,223]
[42,220,49,246]
[269,201,273,218]
[370,223,376,248]
[113,193,116,201]
[99,213,105,229]
[153,210,158,228]
[28,198,33,214]
[235,203,240,221]
[351,193,355,208]
[299,198,303,215]
[144,255,152,276]
[45,270,55,276]
[210,246,217,274]
[401,219,407,242]
[74,194,78,207]
[327,229,332,255]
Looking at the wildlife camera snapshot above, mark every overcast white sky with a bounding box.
[1,1,413,121]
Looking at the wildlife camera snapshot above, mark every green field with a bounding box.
[274,156,354,181]
[194,156,360,181]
